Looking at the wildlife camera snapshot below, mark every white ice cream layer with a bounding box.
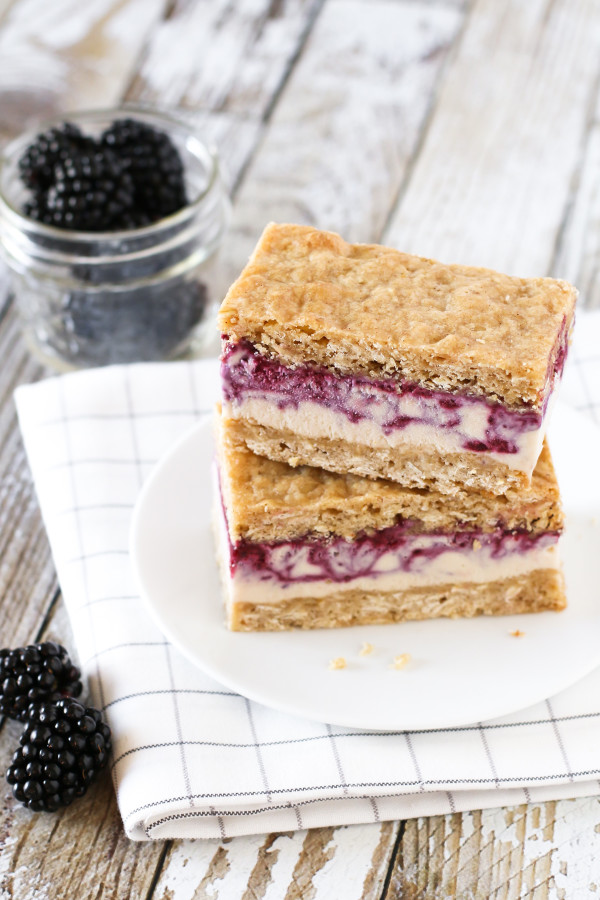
[214,501,561,608]
[223,394,554,475]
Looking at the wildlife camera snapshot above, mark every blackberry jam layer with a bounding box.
[231,525,559,584]
[221,340,563,471]
[216,490,561,605]
[230,525,559,584]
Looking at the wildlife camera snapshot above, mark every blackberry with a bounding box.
[101,118,188,222]
[18,123,95,193]
[0,642,82,722]
[41,151,135,232]
[18,117,189,232]
[6,698,111,812]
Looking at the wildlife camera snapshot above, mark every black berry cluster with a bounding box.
[102,119,188,227]
[42,151,135,232]
[0,641,82,721]
[19,118,188,232]
[1,642,111,813]
[18,123,94,193]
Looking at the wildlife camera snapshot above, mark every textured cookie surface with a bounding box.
[218,223,576,407]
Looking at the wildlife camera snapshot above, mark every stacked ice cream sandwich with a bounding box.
[214,223,576,631]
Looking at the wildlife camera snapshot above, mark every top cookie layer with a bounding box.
[218,223,576,409]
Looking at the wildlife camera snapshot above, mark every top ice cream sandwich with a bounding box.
[218,223,576,495]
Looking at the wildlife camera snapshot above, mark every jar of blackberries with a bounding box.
[0,108,230,369]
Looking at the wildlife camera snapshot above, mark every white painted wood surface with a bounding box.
[1,0,600,897]
[385,0,600,278]
[554,85,600,309]
[0,0,167,141]
[152,823,397,900]
[128,0,324,118]
[393,799,600,898]
[221,0,463,283]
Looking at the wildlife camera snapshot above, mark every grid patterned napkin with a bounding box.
[14,311,600,841]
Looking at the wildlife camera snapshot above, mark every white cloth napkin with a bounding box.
[14,311,600,841]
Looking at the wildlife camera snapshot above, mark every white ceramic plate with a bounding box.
[130,404,600,731]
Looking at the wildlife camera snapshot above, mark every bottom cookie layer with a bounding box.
[227,569,566,631]
[230,417,528,495]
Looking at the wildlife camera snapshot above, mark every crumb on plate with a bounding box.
[359,642,373,657]
[328,656,347,670]
[391,653,411,670]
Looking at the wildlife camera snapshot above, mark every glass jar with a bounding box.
[0,107,230,370]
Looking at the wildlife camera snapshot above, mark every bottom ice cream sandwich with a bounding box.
[214,411,566,632]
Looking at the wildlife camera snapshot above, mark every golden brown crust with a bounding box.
[228,569,566,631]
[218,223,577,409]
[234,416,530,498]
[215,410,563,543]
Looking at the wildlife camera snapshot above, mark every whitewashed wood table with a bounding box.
[1,0,600,897]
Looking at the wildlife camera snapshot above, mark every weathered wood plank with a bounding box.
[387,799,600,899]
[220,0,463,285]
[0,0,16,26]
[151,821,399,900]
[0,603,165,900]
[384,0,600,278]
[156,108,262,199]
[553,84,600,309]
[126,0,324,118]
[0,303,58,650]
[0,0,168,142]
[124,0,327,203]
